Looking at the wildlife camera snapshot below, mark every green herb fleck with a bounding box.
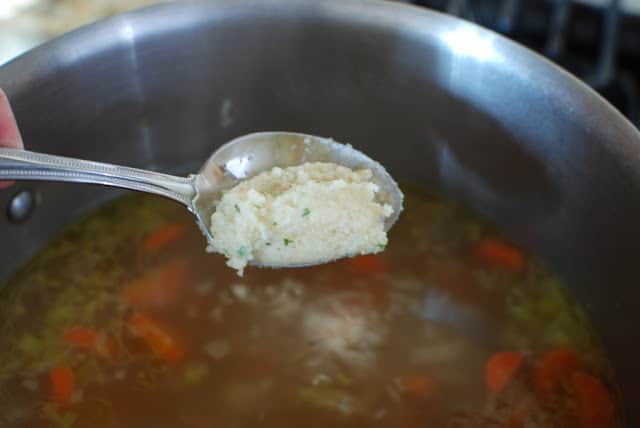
[376,243,386,251]
[237,246,249,258]
[299,386,354,413]
[284,238,293,246]
[223,249,230,257]
[254,204,263,209]
[302,208,311,217]
[272,221,278,226]
[234,204,240,213]
[266,242,272,246]
[18,334,42,355]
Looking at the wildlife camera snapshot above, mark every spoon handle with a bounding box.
[0,148,195,206]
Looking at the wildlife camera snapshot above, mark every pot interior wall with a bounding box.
[0,0,639,423]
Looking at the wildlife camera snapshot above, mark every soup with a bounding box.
[0,185,619,427]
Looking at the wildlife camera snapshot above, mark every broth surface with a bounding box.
[0,185,619,427]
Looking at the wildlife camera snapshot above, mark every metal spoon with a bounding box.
[0,132,404,266]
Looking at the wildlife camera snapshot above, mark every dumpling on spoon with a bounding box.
[207,162,394,275]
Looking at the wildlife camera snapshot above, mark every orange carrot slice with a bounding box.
[535,347,579,396]
[144,223,186,253]
[63,327,120,359]
[473,239,525,272]
[127,313,184,362]
[63,326,119,360]
[349,255,388,274]
[63,327,98,351]
[49,364,74,405]
[485,351,524,393]
[571,371,614,428]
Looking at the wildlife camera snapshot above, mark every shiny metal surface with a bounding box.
[0,147,196,204]
[0,132,403,257]
[0,0,639,423]
[6,188,36,224]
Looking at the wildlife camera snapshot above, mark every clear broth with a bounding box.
[0,185,619,427]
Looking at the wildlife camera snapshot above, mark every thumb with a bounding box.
[0,88,24,189]
[0,88,24,150]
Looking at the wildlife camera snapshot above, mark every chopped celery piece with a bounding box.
[299,385,356,414]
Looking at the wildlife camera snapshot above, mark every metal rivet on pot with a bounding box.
[7,189,36,224]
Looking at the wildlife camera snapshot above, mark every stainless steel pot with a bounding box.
[1,0,638,423]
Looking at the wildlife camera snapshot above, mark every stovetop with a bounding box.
[402,0,640,128]
[578,0,640,14]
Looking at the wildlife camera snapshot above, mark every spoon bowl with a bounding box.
[0,132,404,268]
[192,132,404,242]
